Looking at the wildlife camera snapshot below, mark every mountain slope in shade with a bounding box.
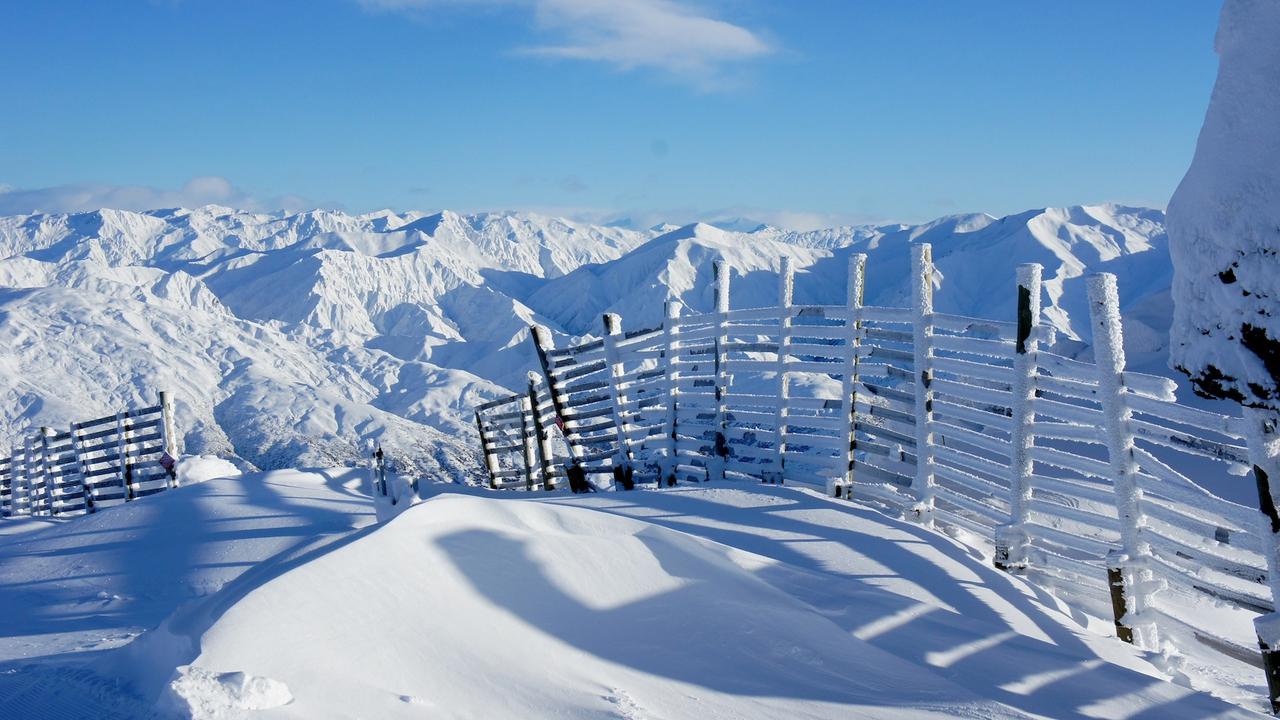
[0,203,1179,473]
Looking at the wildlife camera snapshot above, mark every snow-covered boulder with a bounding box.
[1167,0,1280,410]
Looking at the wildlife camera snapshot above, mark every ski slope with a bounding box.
[0,469,1256,718]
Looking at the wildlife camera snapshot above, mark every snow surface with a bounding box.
[0,472,1258,718]
[175,455,243,486]
[1167,0,1280,410]
[0,203,1193,481]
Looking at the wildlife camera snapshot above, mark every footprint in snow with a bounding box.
[604,688,644,719]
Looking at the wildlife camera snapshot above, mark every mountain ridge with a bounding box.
[0,202,1179,473]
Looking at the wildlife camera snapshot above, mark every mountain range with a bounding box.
[0,203,1181,474]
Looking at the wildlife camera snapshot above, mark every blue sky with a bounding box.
[0,1,1222,228]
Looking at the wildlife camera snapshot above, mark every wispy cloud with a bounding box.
[0,176,313,216]
[358,0,772,85]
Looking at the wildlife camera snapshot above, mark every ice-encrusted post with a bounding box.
[995,263,1043,572]
[835,253,867,498]
[12,444,32,516]
[602,313,635,490]
[0,450,11,517]
[910,244,937,526]
[37,427,61,515]
[1087,272,1158,650]
[69,421,95,513]
[115,410,134,501]
[769,257,794,485]
[159,391,180,487]
[661,300,682,487]
[527,373,555,490]
[475,409,500,489]
[709,260,731,482]
[519,393,537,492]
[530,325,579,463]
[24,434,47,516]
[1245,409,1280,712]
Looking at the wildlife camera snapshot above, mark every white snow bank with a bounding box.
[163,494,1008,719]
[0,468,372,663]
[1167,0,1280,409]
[176,455,242,486]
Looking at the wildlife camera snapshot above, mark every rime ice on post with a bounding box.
[910,244,937,526]
[1088,273,1159,650]
[996,264,1042,571]
[661,300,682,486]
[771,257,794,485]
[835,253,867,498]
[475,409,500,489]
[601,312,635,490]
[526,372,555,490]
[709,260,731,483]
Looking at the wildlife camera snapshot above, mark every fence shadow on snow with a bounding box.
[473,244,1280,712]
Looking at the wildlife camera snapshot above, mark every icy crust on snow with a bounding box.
[1167,0,1280,410]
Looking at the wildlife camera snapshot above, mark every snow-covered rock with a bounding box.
[1167,0,1280,410]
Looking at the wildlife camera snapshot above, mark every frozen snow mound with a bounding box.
[1167,0,1280,410]
[161,494,1012,719]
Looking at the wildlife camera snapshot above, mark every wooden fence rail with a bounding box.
[0,392,181,517]
[472,245,1280,711]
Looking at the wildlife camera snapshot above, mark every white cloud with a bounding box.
[0,177,314,215]
[358,0,772,84]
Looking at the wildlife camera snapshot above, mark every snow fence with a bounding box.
[474,245,1280,712]
[0,392,182,517]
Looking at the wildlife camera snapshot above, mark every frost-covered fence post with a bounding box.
[115,410,133,501]
[24,433,47,516]
[519,393,537,491]
[38,427,61,515]
[709,260,731,482]
[1088,272,1158,650]
[661,300,682,486]
[1245,409,1280,711]
[69,420,95,513]
[527,373,555,490]
[530,325,580,463]
[769,257,794,484]
[996,263,1043,572]
[475,409,500,489]
[910,244,937,526]
[835,253,867,498]
[159,391,180,487]
[15,444,35,516]
[601,312,635,490]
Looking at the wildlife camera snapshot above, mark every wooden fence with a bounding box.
[0,392,181,517]
[473,245,1280,712]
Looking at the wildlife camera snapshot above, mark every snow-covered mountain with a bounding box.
[0,203,1177,474]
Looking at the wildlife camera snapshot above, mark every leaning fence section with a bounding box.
[473,245,1280,711]
[475,375,565,491]
[0,392,181,518]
